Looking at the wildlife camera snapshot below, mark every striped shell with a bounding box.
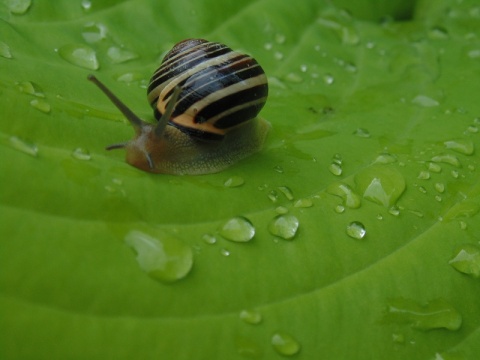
[147,39,268,141]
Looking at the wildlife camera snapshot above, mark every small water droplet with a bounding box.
[435,195,443,202]
[275,206,289,214]
[30,99,51,113]
[449,244,480,278]
[81,0,92,11]
[383,298,462,331]
[335,205,345,213]
[388,206,400,216]
[344,61,357,73]
[409,210,424,218]
[417,171,430,180]
[107,46,139,64]
[202,233,217,245]
[16,81,44,97]
[278,186,294,200]
[294,198,313,208]
[427,162,442,173]
[375,153,397,164]
[444,139,474,155]
[72,147,91,161]
[417,186,427,194]
[224,176,245,188]
[346,221,366,239]
[412,95,439,107]
[124,230,193,283]
[5,0,31,14]
[323,73,335,85]
[273,165,284,173]
[376,214,384,220]
[299,64,308,73]
[354,128,371,138]
[82,22,108,43]
[220,248,230,257]
[9,136,38,157]
[0,41,13,59]
[429,26,449,39]
[264,42,273,50]
[58,44,99,70]
[274,33,286,44]
[219,216,255,242]
[271,332,300,357]
[268,190,279,203]
[273,51,284,61]
[329,163,343,176]
[451,170,459,178]
[467,125,478,133]
[268,215,299,240]
[459,221,467,230]
[355,165,406,207]
[327,182,361,209]
[240,309,262,325]
[434,183,445,193]
[285,72,303,83]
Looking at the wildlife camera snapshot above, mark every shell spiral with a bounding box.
[147,39,268,141]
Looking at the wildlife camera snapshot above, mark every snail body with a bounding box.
[88,38,269,175]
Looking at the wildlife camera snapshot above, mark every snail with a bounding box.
[88,38,269,175]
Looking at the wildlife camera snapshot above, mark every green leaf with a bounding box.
[1,0,480,359]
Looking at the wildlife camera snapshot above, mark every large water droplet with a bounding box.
[9,136,38,157]
[107,46,139,64]
[240,309,262,325]
[412,95,439,107]
[30,99,51,113]
[124,230,193,283]
[0,41,13,59]
[444,139,474,155]
[355,165,406,207]
[5,0,31,14]
[431,154,461,167]
[346,221,366,239]
[268,215,299,240]
[327,182,361,208]
[449,244,480,278]
[59,44,99,70]
[271,332,301,356]
[224,176,244,188]
[219,216,255,242]
[383,298,462,331]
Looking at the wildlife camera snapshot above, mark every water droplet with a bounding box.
[335,205,345,213]
[30,99,51,113]
[268,215,299,240]
[268,190,279,203]
[285,73,303,83]
[353,128,371,138]
[323,74,335,85]
[278,186,294,200]
[451,170,459,178]
[240,309,262,325]
[412,95,439,107]
[274,51,284,61]
[417,171,430,180]
[449,244,480,278]
[409,210,424,218]
[116,72,144,83]
[435,195,443,202]
[392,333,405,344]
[294,198,313,208]
[355,165,406,207]
[0,41,13,59]
[224,176,244,188]
[434,183,445,193]
[274,33,286,44]
[327,182,361,209]
[467,125,478,133]
[443,201,480,221]
[81,0,92,11]
[235,337,263,358]
[374,153,397,164]
[202,233,216,245]
[417,186,427,194]
[16,81,44,97]
[220,248,230,257]
[9,136,38,157]
[376,214,384,220]
[264,42,273,50]
[427,162,442,173]
[107,46,139,64]
[58,44,99,70]
[5,0,31,14]
[388,206,400,216]
[124,230,193,283]
[219,216,255,242]
[275,206,288,214]
[82,22,108,43]
[444,139,474,155]
[383,298,462,331]
[429,26,449,39]
[299,64,308,72]
[72,147,91,161]
[329,163,343,176]
[273,165,284,173]
[346,221,366,239]
[271,332,300,356]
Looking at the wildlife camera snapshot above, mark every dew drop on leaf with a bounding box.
[271,332,301,356]
[449,244,480,278]
[434,182,445,193]
[0,41,13,58]
[427,162,442,173]
[9,136,38,157]
[374,153,397,164]
[224,176,244,188]
[72,147,91,161]
[294,198,313,208]
[58,43,99,70]
[278,186,294,200]
[30,99,51,113]
[219,216,255,242]
[335,205,345,214]
[353,128,371,138]
[81,0,92,11]
[220,248,230,257]
[285,72,303,83]
[417,171,430,180]
[239,309,262,325]
[124,230,193,283]
[383,298,462,331]
[107,46,139,64]
[82,22,108,43]
[327,182,361,209]
[431,154,461,167]
[444,139,474,155]
[346,221,366,239]
[5,0,31,14]
[16,81,44,97]
[411,94,439,107]
[202,233,216,245]
[268,190,279,203]
[275,206,289,214]
[323,73,335,85]
[268,215,299,240]
[328,162,342,176]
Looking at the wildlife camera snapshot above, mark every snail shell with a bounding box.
[88,38,269,175]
